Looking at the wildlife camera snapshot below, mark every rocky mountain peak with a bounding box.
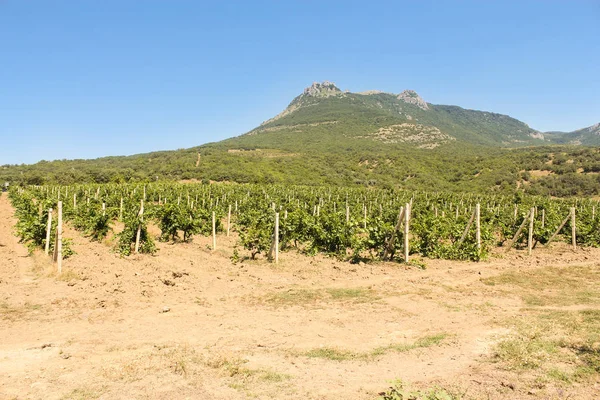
[303,81,341,97]
[587,122,600,134]
[397,90,429,110]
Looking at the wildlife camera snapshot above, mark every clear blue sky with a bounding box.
[1,0,599,165]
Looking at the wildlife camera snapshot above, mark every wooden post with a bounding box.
[404,203,410,263]
[346,206,350,223]
[274,212,279,264]
[545,210,573,247]
[134,199,144,254]
[571,207,576,249]
[458,209,476,245]
[73,193,77,208]
[476,203,481,252]
[212,211,216,250]
[541,209,545,229]
[528,207,535,255]
[383,206,405,260]
[227,205,231,237]
[102,203,106,216]
[363,206,367,230]
[119,197,123,221]
[45,208,53,256]
[55,202,63,274]
[505,209,532,252]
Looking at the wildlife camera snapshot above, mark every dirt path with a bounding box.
[1,194,599,399]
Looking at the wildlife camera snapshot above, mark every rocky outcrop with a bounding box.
[585,122,600,134]
[358,123,455,148]
[529,131,545,140]
[302,81,341,97]
[397,90,429,110]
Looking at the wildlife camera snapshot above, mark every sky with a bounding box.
[1,0,599,165]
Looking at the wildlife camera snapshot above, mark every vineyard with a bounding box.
[8,182,600,265]
[3,184,600,400]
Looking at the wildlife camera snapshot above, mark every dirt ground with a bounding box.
[1,194,600,400]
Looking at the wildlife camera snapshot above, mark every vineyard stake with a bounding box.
[404,203,410,263]
[54,202,63,274]
[527,207,535,255]
[458,209,476,245]
[227,205,232,236]
[134,199,144,254]
[541,209,545,229]
[45,208,53,256]
[212,211,216,250]
[545,210,573,247]
[383,206,404,261]
[571,207,576,249]
[505,209,533,252]
[119,197,123,221]
[476,203,481,253]
[275,212,279,264]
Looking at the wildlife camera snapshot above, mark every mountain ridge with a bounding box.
[1,81,599,198]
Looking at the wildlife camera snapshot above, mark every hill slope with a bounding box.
[545,123,600,145]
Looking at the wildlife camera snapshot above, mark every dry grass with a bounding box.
[0,301,43,321]
[482,265,600,306]
[252,286,378,308]
[302,333,449,362]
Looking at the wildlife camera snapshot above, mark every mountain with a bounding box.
[544,123,600,145]
[224,81,547,152]
[1,81,599,197]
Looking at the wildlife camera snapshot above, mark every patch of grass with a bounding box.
[0,301,43,321]
[304,333,448,362]
[56,269,81,282]
[202,353,291,394]
[61,387,107,400]
[372,334,449,357]
[263,288,323,306]
[258,370,290,382]
[325,287,377,302]
[60,387,106,400]
[379,379,464,400]
[546,368,572,383]
[258,286,378,307]
[101,344,199,382]
[482,265,600,307]
[493,309,600,384]
[494,326,558,370]
[305,347,359,361]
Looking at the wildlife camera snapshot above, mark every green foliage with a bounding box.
[9,189,73,257]
[116,205,156,256]
[8,182,600,264]
[70,201,111,241]
[237,208,273,259]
